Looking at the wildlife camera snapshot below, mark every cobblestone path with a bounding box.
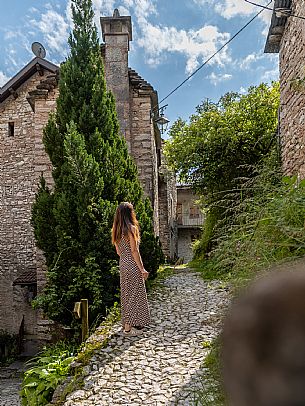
[0,379,21,406]
[64,269,230,406]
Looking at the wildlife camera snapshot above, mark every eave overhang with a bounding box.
[0,57,59,104]
[264,0,292,53]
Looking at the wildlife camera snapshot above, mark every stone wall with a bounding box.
[279,1,305,177]
[158,149,177,260]
[31,90,58,341]
[0,72,55,336]
[130,90,159,233]
[101,33,131,150]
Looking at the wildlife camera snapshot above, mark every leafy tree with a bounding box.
[166,83,279,196]
[165,83,280,255]
[31,0,163,327]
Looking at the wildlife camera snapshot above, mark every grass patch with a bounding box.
[183,338,227,406]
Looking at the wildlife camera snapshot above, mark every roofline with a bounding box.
[0,57,59,103]
[264,0,292,53]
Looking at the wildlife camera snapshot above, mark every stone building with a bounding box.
[0,10,176,341]
[176,186,204,263]
[265,0,305,176]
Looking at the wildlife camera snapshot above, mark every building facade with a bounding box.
[0,10,176,340]
[176,186,204,263]
[265,0,305,177]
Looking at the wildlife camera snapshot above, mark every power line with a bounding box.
[244,0,305,21]
[158,0,272,106]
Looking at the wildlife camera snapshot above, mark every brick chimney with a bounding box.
[100,9,132,148]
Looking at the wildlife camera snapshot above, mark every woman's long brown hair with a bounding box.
[112,202,140,245]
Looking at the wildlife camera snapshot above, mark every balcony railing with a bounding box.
[177,215,204,227]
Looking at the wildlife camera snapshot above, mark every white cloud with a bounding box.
[239,86,247,94]
[137,22,231,74]
[4,30,19,40]
[29,7,38,13]
[92,0,232,75]
[193,0,274,34]
[261,66,279,82]
[0,71,9,87]
[240,52,266,69]
[194,0,274,20]
[207,72,233,85]
[25,0,231,75]
[65,0,73,28]
[133,0,157,19]
[94,0,157,20]
[93,0,116,16]
[6,48,18,68]
[215,0,257,19]
[30,9,69,57]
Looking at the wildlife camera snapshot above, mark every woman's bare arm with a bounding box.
[115,243,121,257]
[128,231,149,280]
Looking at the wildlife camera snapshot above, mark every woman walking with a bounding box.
[112,202,151,336]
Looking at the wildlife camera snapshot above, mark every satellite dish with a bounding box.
[31,42,46,59]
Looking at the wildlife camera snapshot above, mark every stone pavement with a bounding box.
[63,269,230,406]
[0,379,21,406]
[0,360,27,406]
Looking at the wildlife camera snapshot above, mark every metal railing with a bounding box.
[177,215,203,227]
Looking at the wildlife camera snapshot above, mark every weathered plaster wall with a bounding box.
[279,1,305,177]
[176,187,202,263]
[177,229,200,263]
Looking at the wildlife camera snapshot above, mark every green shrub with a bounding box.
[20,341,77,406]
[165,83,280,260]
[207,170,305,281]
[193,206,223,259]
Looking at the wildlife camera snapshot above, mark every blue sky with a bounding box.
[0,0,278,136]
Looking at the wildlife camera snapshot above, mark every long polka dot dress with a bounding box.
[118,235,151,328]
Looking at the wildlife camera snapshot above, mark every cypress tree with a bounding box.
[31,0,163,327]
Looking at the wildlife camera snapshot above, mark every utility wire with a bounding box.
[158,0,272,106]
[244,0,305,21]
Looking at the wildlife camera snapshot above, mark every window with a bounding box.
[8,122,14,137]
[190,206,200,219]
